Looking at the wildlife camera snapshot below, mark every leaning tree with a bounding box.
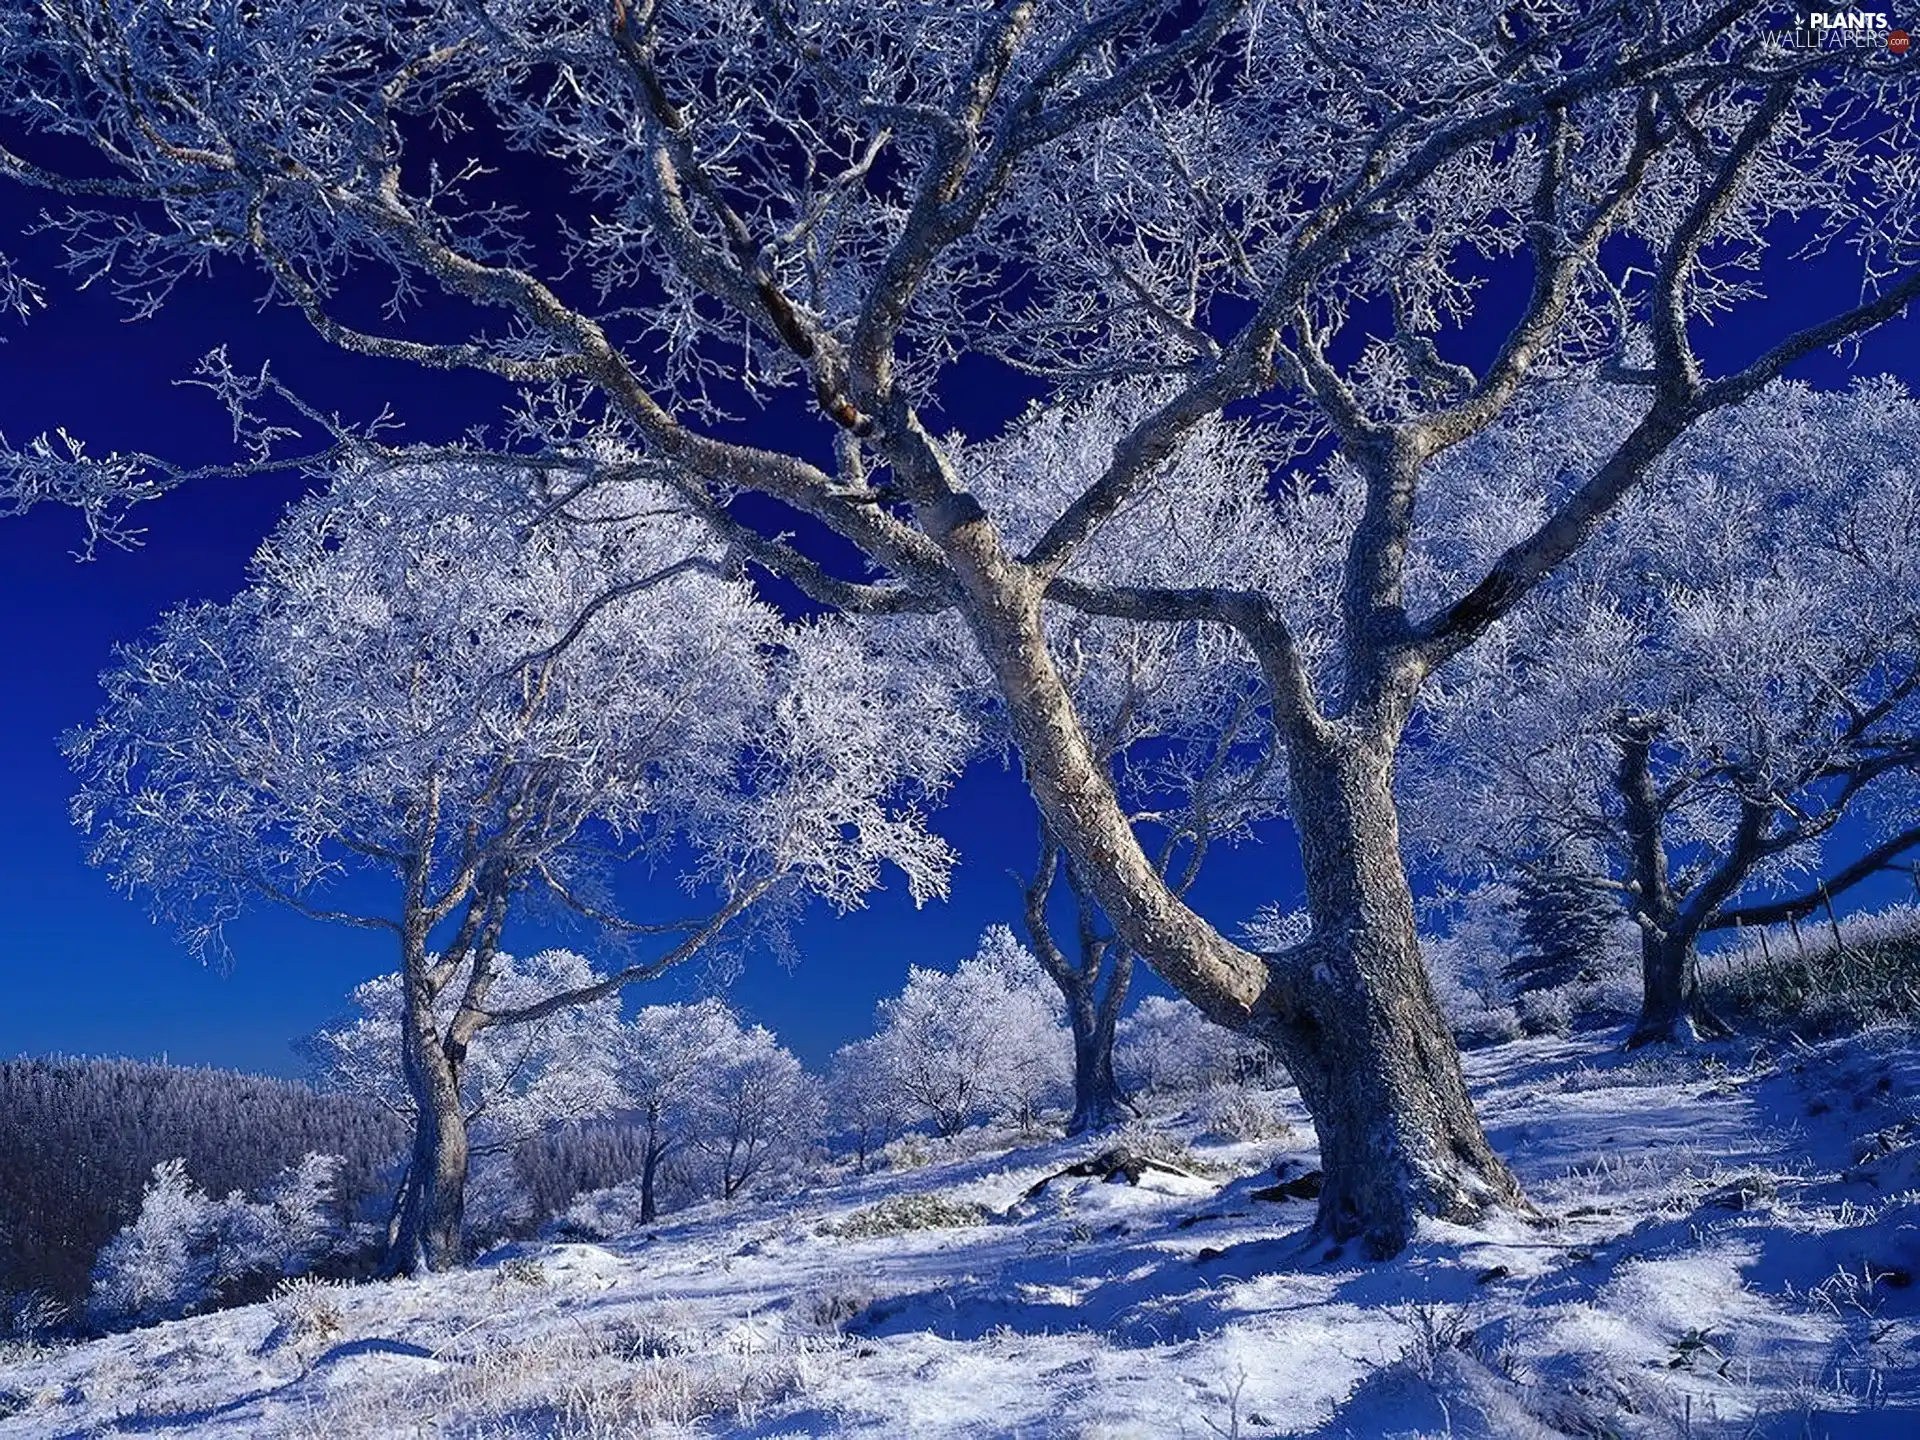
[5,1,1918,1256]
[67,458,969,1271]
[1407,378,1920,1046]
[978,396,1288,1133]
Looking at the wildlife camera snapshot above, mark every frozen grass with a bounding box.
[6,1028,1920,1437]
[1707,903,1920,1037]
[818,1193,988,1239]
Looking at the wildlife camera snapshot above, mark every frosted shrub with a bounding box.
[1516,985,1575,1039]
[2,1289,68,1344]
[88,1159,220,1328]
[823,1194,987,1239]
[267,1276,346,1348]
[1193,1084,1295,1144]
[88,1152,346,1329]
[876,1133,935,1172]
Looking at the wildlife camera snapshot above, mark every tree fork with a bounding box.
[941,513,1523,1256]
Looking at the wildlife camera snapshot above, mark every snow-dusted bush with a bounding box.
[1114,995,1267,1100]
[264,1276,347,1351]
[87,1159,221,1328]
[0,1290,66,1345]
[88,1152,346,1330]
[1192,1085,1296,1144]
[823,1194,988,1240]
[859,926,1072,1136]
[1515,985,1575,1039]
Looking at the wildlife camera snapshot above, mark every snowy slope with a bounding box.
[4,1026,1919,1438]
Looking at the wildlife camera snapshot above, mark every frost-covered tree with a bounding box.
[1410,382,1920,1046]
[686,1023,822,1201]
[977,398,1287,1134]
[616,1000,736,1224]
[610,999,822,1219]
[535,1002,819,1225]
[307,947,627,1242]
[87,1160,217,1329]
[824,1037,910,1172]
[1115,995,1268,1102]
[864,926,1072,1136]
[67,462,968,1272]
[6,0,1917,1256]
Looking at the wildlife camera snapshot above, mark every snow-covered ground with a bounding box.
[5,1026,1920,1439]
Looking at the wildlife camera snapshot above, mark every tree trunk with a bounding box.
[389,959,470,1275]
[1269,728,1526,1256]
[1628,931,1731,1048]
[639,1109,664,1225]
[1064,957,1138,1136]
[1616,722,1733,1048]
[941,544,1521,1256]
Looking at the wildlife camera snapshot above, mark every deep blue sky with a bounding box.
[1,117,1917,1077]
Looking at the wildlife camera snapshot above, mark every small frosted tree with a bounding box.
[88,1153,342,1329]
[687,1023,822,1202]
[1115,995,1268,1103]
[617,1000,736,1224]
[868,926,1073,1137]
[88,1160,218,1329]
[825,1037,910,1172]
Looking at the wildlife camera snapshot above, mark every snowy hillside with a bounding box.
[4,1027,1919,1439]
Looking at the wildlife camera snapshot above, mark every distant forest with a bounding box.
[0,1057,406,1304]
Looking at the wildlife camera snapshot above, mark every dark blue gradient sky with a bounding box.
[1,176,1916,1076]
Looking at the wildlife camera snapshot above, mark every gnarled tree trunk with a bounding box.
[944,533,1522,1256]
[1630,930,1730,1048]
[1272,726,1524,1255]
[1616,721,1733,1048]
[390,956,470,1274]
[1062,949,1137,1135]
[1024,827,1140,1135]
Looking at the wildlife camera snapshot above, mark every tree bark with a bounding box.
[1616,722,1733,1048]
[1063,953,1137,1136]
[389,956,470,1274]
[1629,930,1731,1048]
[1024,827,1140,1136]
[940,527,1521,1256]
[1271,725,1526,1256]
[639,1107,665,1225]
